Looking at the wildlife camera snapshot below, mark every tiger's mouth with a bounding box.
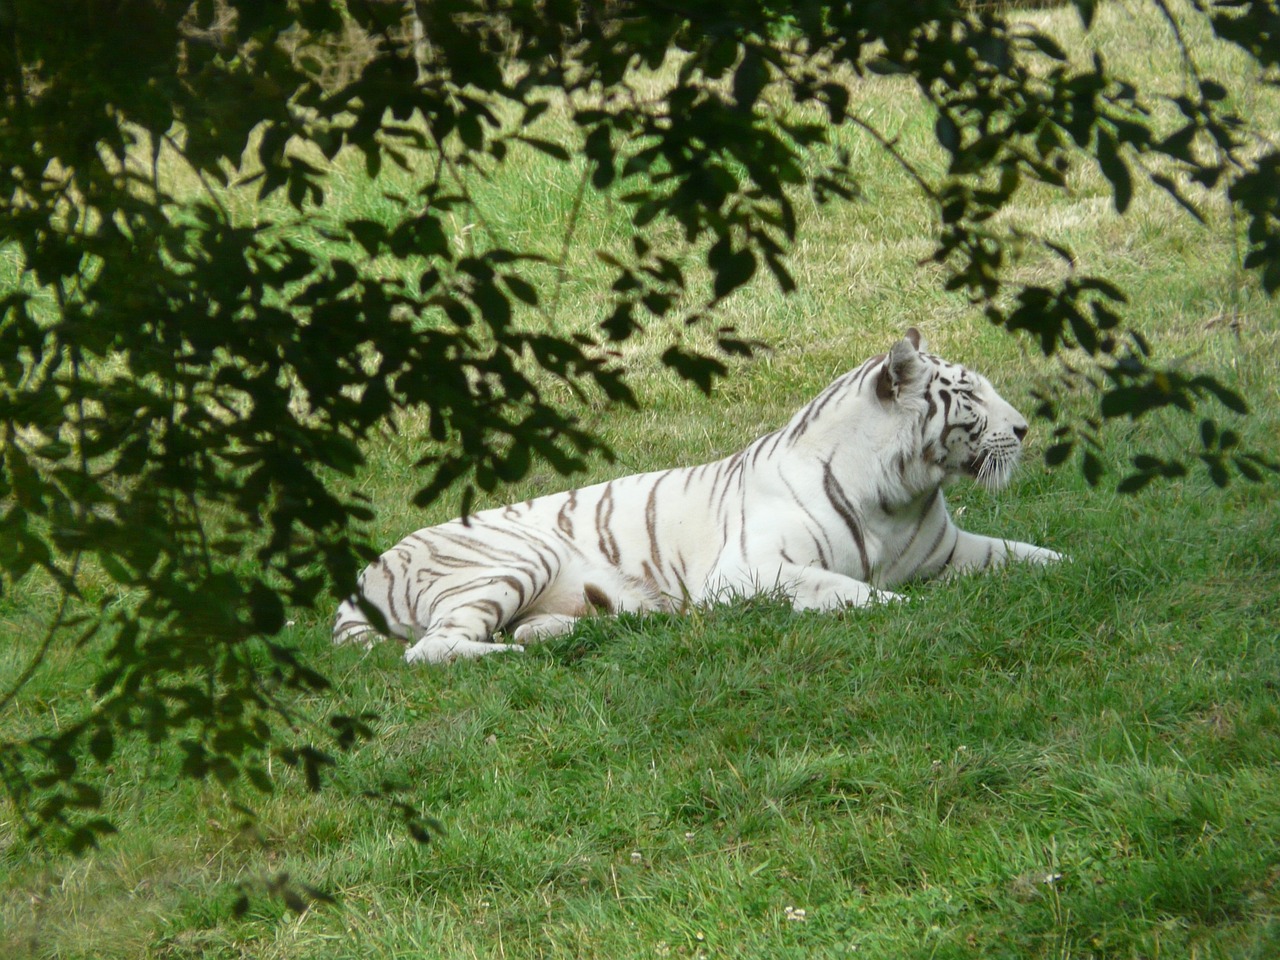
[966,447,1020,491]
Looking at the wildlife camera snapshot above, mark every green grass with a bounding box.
[4,1,1280,957]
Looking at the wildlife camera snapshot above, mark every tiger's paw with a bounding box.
[1028,547,1065,565]
[404,637,526,665]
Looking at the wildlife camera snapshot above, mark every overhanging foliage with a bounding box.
[1,0,1277,851]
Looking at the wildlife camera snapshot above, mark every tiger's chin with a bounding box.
[966,449,1021,491]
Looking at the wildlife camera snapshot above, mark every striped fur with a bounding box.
[334,329,1061,663]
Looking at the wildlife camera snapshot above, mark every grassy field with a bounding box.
[3,1,1280,957]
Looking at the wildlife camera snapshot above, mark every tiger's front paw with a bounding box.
[1028,547,1065,565]
[404,637,526,664]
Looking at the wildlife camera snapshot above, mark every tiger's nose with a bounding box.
[1013,423,1028,443]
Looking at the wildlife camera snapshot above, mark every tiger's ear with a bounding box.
[877,332,927,402]
[903,327,928,353]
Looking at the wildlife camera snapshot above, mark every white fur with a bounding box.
[334,331,1061,663]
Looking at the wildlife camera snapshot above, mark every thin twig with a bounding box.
[0,553,81,717]
[0,291,89,716]
[841,109,940,202]
[1150,0,1202,88]
[549,161,591,326]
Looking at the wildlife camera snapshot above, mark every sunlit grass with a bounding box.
[2,1,1279,958]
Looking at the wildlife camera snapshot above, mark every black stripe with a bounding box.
[595,483,621,564]
[779,472,833,569]
[821,460,869,578]
[645,472,667,573]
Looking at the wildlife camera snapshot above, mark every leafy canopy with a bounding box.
[1,0,1277,851]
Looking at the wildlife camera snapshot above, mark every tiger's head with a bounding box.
[877,328,1029,492]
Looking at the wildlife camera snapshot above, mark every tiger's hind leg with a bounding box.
[333,596,378,648]
[509,613,579,644]
[402,568,548,664]
[411,606,579,661]
[501,565,668,645]
[331,593,511,661]
[402,614,525,665]
[341,520,576,664]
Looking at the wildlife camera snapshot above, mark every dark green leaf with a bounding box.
[1025,32,1068,61]
[1195,377,1249,415]
[1200,419,1218,448]
[349,219,387,256]
[458,112,484,151]
[88,727,114,764]
[1116,472,1155,494]
[1200,79,1227,101]
[246,765,274,794]
[661,346,728,396]
[708,238,757,302]
[935,113,960,153]
[1234,456,1270,482]
[1151,173,1206,223]
[517,136,571,161]
[1044,442,1074,467]
[67,819,116,855]
[503,274,540,306]
[248,581,286,635]
[733,47,768,111]
[1082,450,1104,486]
[1096,128,1132,214]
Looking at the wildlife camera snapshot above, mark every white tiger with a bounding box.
[334,329,1062,663]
